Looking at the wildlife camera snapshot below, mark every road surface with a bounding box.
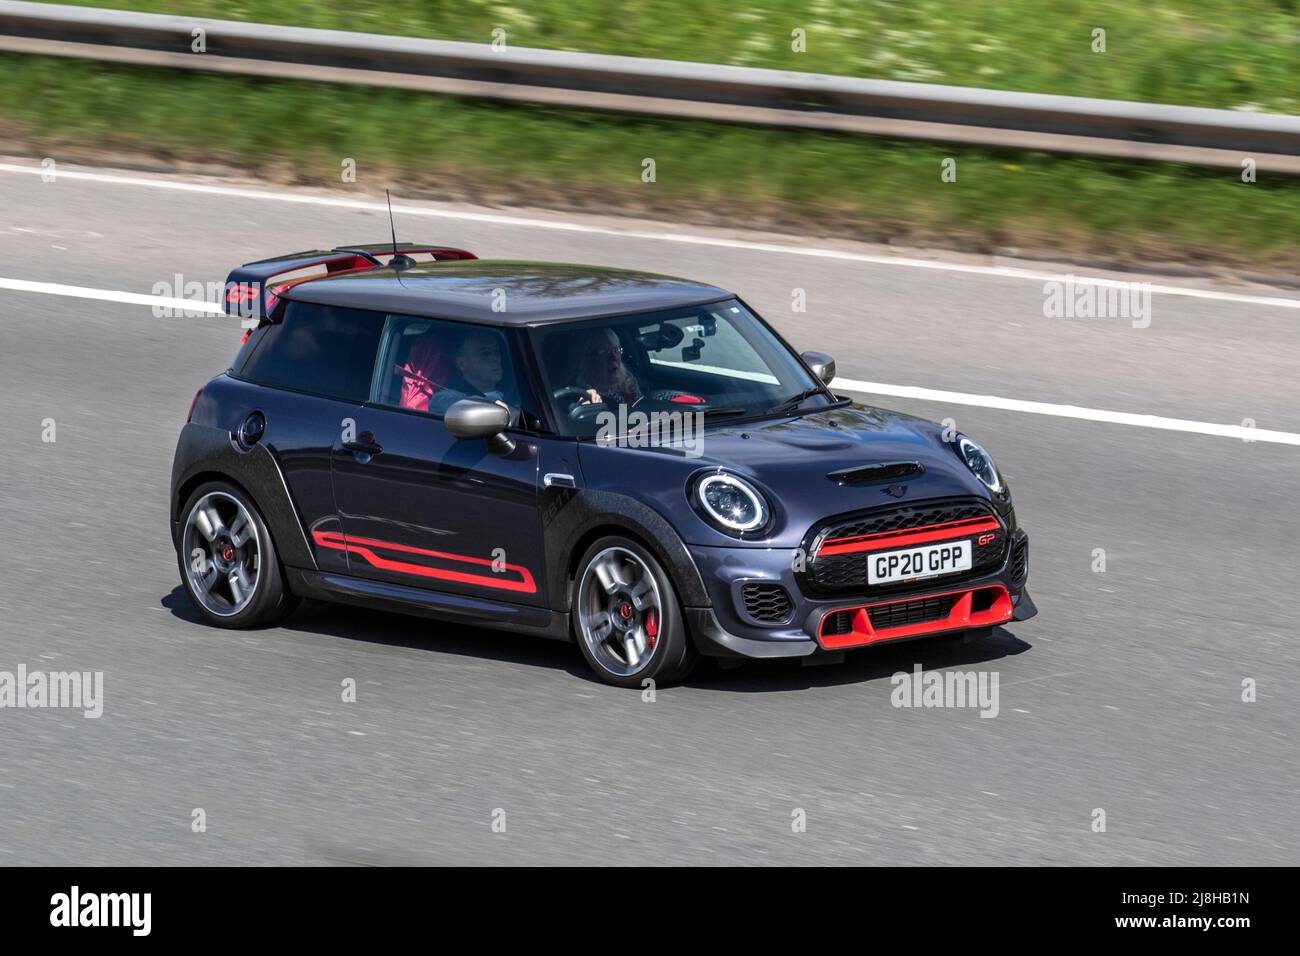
[0,160,1296,865]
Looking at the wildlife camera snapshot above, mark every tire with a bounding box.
[177,480,299,628]
[571,536,697,688]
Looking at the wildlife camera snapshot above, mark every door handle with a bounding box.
[343,435,383,457]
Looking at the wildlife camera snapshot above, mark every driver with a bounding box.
[430,329,510,414]
[575,328,641,406]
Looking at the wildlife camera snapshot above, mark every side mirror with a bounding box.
[801,350,836,386]
[444,398,515,455]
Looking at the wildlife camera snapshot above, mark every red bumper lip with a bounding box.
[817,584,1013,650]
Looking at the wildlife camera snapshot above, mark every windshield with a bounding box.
[529,299,826,438]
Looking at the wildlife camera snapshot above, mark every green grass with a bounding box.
[42,0,1300,111]
[4,54,1298,268]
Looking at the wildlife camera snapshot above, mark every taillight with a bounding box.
[186,389,203,423]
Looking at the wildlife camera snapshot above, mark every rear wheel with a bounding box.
[572,537,697,687]
[178,481,298,628]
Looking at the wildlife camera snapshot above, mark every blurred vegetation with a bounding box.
[4,55,1298,268]
[43,0,1300,111]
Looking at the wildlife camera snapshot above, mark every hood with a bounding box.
[577,403,1002,548]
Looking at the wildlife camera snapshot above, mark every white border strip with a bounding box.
[3,162,1300,311]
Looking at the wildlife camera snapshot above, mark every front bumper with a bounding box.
[684,532,1036,660]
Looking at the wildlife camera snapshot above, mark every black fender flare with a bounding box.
[541,486,710,612]
[170,422,316,569]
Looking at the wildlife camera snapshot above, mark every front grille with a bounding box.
[821,500,991,541]
[741,583,793,624]
[801,498,1007,596]
[867,594,959,630]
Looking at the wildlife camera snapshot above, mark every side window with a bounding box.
[373,315,542,425]
[239,302,384,402]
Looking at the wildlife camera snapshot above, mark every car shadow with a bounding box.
[161,586,1031,691]
[685,628,1031,693]
[161,585,581,674]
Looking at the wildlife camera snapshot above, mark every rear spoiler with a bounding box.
[223,243,476,321]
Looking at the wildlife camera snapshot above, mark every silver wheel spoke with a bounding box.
[198,562,219,594]
[229,513,252,547]
[227,571,245,605]
[592,557,622,595]
[628,576,654,612]
[588,610,613,641]
[194,506,224,542]
[623,635,640,666]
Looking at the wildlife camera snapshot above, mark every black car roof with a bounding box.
[282,260,732,325]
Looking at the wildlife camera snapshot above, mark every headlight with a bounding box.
[694,472,769,535]
[956,435,1003,493]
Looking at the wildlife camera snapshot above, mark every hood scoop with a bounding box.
[827,461,925,486]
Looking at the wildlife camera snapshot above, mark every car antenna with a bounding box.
[385,189,417,272]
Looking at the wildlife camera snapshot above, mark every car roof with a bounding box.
[282,259,733,326]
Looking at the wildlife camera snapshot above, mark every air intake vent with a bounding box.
[741,583,793,624]
[1009,533,1029,584]
[826,461,925,486]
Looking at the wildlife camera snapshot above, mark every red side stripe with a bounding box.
[312,531,537,594]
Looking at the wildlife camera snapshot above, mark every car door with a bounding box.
[328,315,555,608]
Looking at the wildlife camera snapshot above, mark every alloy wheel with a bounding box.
[183,491,261,617]
[576,546,663,678]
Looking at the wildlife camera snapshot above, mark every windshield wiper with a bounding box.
[765,387,824,416]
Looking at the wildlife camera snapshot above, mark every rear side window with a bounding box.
[239,302,384,402]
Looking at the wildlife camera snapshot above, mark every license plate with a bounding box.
[867,540,972,585]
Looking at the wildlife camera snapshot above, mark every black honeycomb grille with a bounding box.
[1009,533,1029,585]
[741,583,793,623]
[802,498,1007,596]
[823,500,991,541]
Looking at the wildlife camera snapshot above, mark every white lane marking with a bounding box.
[1,276,1297,447]
[833,377,1299,446]
[2,161,1299,311]
[0,276,223,313]
[650,356,779,384]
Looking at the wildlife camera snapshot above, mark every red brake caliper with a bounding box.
[645,608,658,649]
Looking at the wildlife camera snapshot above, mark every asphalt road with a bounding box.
[0,160,1297,865]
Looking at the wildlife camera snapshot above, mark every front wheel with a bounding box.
[177,480,299,628]
[572,537,697,687]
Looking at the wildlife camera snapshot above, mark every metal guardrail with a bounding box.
[2,0,1299,173]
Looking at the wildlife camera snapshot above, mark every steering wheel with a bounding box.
[552,386,589,408]
[546,387,595,421]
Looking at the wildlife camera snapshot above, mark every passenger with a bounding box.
[399,334,449,412]
[430,329,510,414]
[575,328,641,406]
